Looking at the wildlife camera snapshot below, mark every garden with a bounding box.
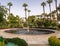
[0,0,60,46]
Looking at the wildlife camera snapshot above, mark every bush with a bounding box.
[0,36,5,46]
[43,20,51,28]
[58,24,60,28]
[4,38,28,46]
[48,36,60,46]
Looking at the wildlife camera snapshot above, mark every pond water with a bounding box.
[5,29,55,35]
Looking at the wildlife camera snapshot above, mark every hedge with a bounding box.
[48,36,60,46]
[0,36,28,46]
[4,38,28,46]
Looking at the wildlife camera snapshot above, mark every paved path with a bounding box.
[0,28,60,45]
[29,44,50,46]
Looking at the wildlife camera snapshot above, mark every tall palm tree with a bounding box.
[28,10,31,17]
[27,10,31,28]
[55,0,58,20]
[55,0,57,10]
[8,2,12,16]
[57,4,60,12]
[57,4,60,20]
[47,0,52,20]
[41,2,46,13]
[23,3,28,20]
[41,2,46,21]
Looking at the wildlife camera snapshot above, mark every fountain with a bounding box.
[5,1,55,35]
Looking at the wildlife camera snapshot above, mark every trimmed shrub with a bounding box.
[48,36,60,46]
[4,38,28,46]
[0,36,5,46]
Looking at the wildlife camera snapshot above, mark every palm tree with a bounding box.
[57,4,60,21]
[55,0,57,10]
[27,10,31,28]
[41,2,46,13]
[57,4,60,12]
[8,2,12,16]
[23,3,28,20]
[41,2,46,21]
[28,10,31,17]
[55,0,58,20]
[47,0,52,20]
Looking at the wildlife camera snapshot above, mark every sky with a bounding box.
[0,0,60,17]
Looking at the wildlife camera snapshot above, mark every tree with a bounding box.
[8,2,12,16]
[0,6,7,26]
[0,5,8,28]
[57,4,60,12]
[8,13,17,28]
[36,18,43,27]
[40,13,47,21]
[57,4,60,21]
[28,16,36,27]
[51,10,57,20]
[15,15,23,27]
[8,13,23,28]
[22,3,28,20]
[55,0,58,20]
[28,10,31,16]
[47,0,52,20]
[0,5,7,19]
[41,2,46,13]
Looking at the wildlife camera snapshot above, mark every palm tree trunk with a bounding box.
[55,0,57,9]
[28,12,30,28]
[25,7,28,28]
[43,6,45,13]
[55,0,58,20]
[25,7,27,20]
[28,12,30,17]
[49,3,52,21]
[9,6,10,16]
[43,6,45,21]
